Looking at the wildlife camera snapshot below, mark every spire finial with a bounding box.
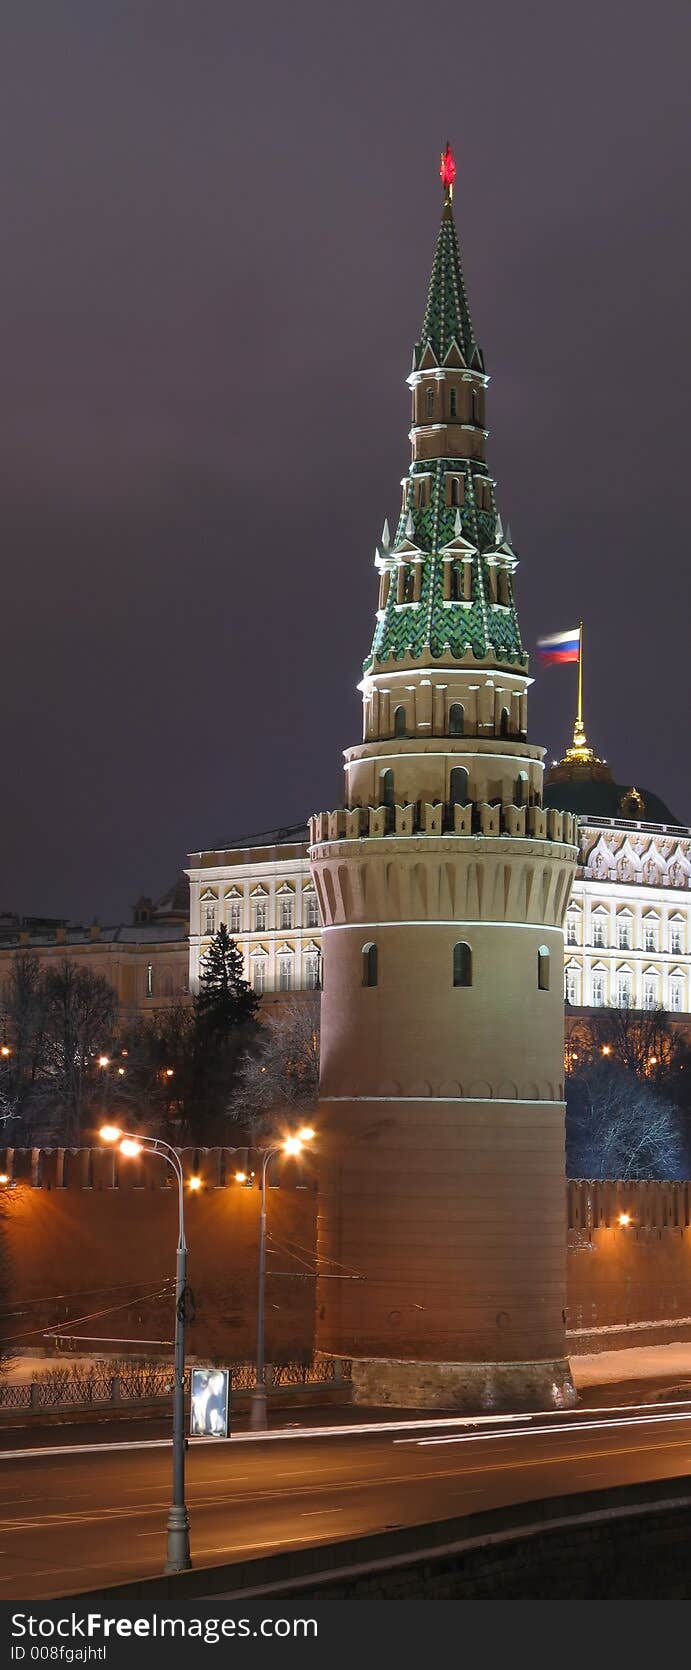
[440,142,456,204]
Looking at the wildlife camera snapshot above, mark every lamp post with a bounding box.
[100,1125,198,1573]
[248,1127,315,1432]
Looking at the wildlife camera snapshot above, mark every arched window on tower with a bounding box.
[450,476,460,507]
[393,705,407,737]
[453,941,472,987]
[404,567,415,602]
[425,388,434,418]
[448,704,464,738]
[515,770,529,806]
[450,765,469,805]
[538,945,550,991]
[449,386,458,418]
[380,768,395,808]
[499,707,510,738]
[362,942,378,987]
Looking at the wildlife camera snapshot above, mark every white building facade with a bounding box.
[187,827,322,1002]
[563,814,690,1015]
[188,813,690,1019]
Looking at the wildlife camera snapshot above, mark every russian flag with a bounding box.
[536,627,580,666]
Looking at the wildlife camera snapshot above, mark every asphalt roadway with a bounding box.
[3,1398,691,1599]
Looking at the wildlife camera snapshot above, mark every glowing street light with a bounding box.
[98,1055,110,1069]
[99,1123,192,1573]
[234,1171,248,1185]
[250,1129,315,1431]
[0,1046,11,1059]
[618,1212,632,1228]
[188,1175,202,1192]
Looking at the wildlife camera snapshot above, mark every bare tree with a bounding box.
[567,1060,685,1180]
[40,961,118,1143]
[568,1004,681,1083]
[228,996,320,1136]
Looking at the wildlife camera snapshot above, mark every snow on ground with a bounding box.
[571,1342,691,1388]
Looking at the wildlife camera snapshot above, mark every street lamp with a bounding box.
[249,1127,315,1432]
[100,1124,193,1572]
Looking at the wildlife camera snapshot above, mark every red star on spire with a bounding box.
[440,142,456,199]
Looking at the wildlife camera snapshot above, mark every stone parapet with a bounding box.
[349,1356,577,1412]
[310,803,578,848]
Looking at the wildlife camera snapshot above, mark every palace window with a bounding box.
[204,905,216,935]
[565,969,578,1005]
[252,959,266,996]
[643,977,658,1011]
[253,901,268,932]
[228,902,241,934]
[644,924,657,952]
[593,919,605,949]
[278,956,293,993]
[304,894,319,928]
[670,926,683,954]
[566,917,577,947]
[591,973,605,1007]
[617,920,631,950]
[453,941,472,988]
[362,942,378,987]
[278,898,294,931]
[669,978,683,1013]
[537,946,550,991]
[616,974,632,1008]
[305,952,321,991]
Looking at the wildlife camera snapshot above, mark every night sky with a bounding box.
[1,2,689,923]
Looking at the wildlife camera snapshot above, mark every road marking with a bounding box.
[299,1507,344,1517]
[396,1409,691,1448]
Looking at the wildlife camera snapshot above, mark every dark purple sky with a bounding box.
[1,2,689,922]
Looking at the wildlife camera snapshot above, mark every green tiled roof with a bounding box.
[415,201,483,370]
[365,463,525,671]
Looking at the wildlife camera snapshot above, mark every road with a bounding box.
[3,1401,691,1599]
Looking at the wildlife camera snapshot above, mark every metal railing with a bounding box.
[0,1356,352,1415]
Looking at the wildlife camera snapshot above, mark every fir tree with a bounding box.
[194,924,259,1036]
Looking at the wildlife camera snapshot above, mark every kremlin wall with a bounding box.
[3,1151,691,1374]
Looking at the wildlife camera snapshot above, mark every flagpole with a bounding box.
[577,620,583,729]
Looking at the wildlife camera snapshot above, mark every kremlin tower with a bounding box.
[309,148,579,1410]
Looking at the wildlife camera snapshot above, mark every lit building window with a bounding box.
[204,905,216,936]
[251,959,266,995]
[278,956,293,992]
[304,894,319,928]
[643,977,658,1010]
[278,898,294,931]
[593,920,605,948]
[537,945,550,991]
[305,953,320,990]
[565,970,578,1005]
[670,926,682,954]
[617,920,631,951]
[228,903,241,934]
[253,901,268,932]
[566,918,577,946]
[669,979,683,1013]
[592,973,605,1007]
[616,974,632,1008]
[644,925,657,952]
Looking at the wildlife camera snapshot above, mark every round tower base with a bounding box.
[349,1356,577,1413]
